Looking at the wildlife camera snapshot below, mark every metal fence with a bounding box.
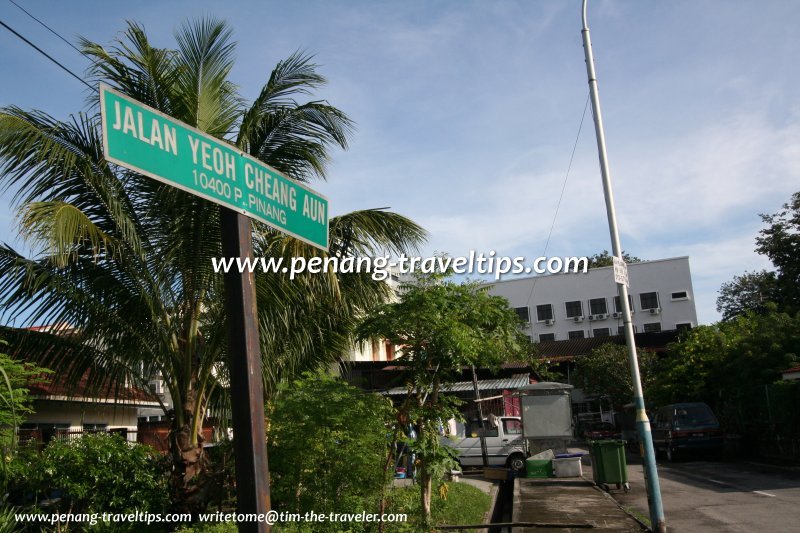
[17,428,138,447]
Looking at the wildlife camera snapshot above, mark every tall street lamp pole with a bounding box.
[580,1,666,531]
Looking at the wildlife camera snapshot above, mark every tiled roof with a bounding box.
[28,370,159,406]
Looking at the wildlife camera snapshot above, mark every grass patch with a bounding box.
[623,506,652,529]
[386,481,492,531]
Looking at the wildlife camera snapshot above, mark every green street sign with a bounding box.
[100,84,329,250]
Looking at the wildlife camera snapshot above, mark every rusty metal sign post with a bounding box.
[221,208,271,532]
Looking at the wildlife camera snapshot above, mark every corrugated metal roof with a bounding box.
[382,373,531,396]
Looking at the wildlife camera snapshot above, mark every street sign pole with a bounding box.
[220,208,270,533]
[580,1,666,531]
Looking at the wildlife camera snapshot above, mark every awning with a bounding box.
[382,373,530,396]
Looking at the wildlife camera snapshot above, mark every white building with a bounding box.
[487,257,698,343]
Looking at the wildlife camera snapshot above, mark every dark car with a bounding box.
[583,422,619,440]
[652,402,723,461]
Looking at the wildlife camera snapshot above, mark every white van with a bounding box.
[442,416,527,472]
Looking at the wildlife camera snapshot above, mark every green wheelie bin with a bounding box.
[588,440,629,492]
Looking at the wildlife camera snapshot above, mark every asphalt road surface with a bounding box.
[614,455,800,532]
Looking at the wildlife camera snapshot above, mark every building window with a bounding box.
[83,423,107,433]
[617,325,638,335]
[565,300,583,318]
[536,304,554,322]
[671,290,689,301]
[592,328,611,337]
[539,333,556,342]
[676,322,693,331]
[515,306,530,323]
[639,292,660,310]
[643,322,662,333]
[613,295,634,314]
[589,298,608,315]
[568,330,585,339]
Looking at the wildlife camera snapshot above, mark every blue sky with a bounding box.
[1,0,798,324]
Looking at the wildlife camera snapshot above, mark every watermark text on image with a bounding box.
[212,252,590,281]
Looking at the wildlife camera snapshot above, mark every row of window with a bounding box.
[531,322,692,342]
[515,290,689,323]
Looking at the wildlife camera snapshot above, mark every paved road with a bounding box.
[614,456,800,532]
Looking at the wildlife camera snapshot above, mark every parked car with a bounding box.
[441,416,526,472]
[583,421,620,440]
[652,402,723,462]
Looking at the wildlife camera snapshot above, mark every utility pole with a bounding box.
[471,366,490,467]
[580,1,666,531]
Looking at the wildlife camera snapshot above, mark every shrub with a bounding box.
[267,373,393,530]
[22,433,169,516]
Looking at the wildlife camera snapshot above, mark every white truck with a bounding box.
[442,416,527,472]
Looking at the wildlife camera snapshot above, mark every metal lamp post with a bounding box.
[580,1,666,531]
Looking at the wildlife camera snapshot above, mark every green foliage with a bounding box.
[267,373,393,530]
[718,190,800,319]
[574,343,659,409]
[17,434,169,518]
[653,311,800,435]
[756,191,800,313]
[385,482,492,532]
[716,270,780,321]
[359,273,526,382]
[586,250,642,269]
[0,344,50,447]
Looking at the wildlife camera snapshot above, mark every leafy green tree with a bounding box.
[586,250,642,269]
[267,373,393,531]
[0,19,424,513]
[574,343,658,409]
[653,311,800,435]
[357,273,525,525]
[648,326,727,408]
[755,191,800,313]
[716,270,780,321]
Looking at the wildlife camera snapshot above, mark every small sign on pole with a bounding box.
[613,256,629,287]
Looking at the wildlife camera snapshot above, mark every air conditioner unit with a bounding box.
[648,307,661,315]
[597,313,608,320]
[612,312,622,319]
[573,316,584,323]
[588,314,596,321]
[544,319,554,326]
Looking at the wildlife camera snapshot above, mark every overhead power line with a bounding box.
[0,18,95,93]
[524,93,590,309]
[8,0,81,54]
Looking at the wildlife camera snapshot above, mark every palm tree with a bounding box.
[0,19,425,513]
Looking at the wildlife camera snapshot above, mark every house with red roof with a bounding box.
[20,368,160,445]
[781,365,800,381]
